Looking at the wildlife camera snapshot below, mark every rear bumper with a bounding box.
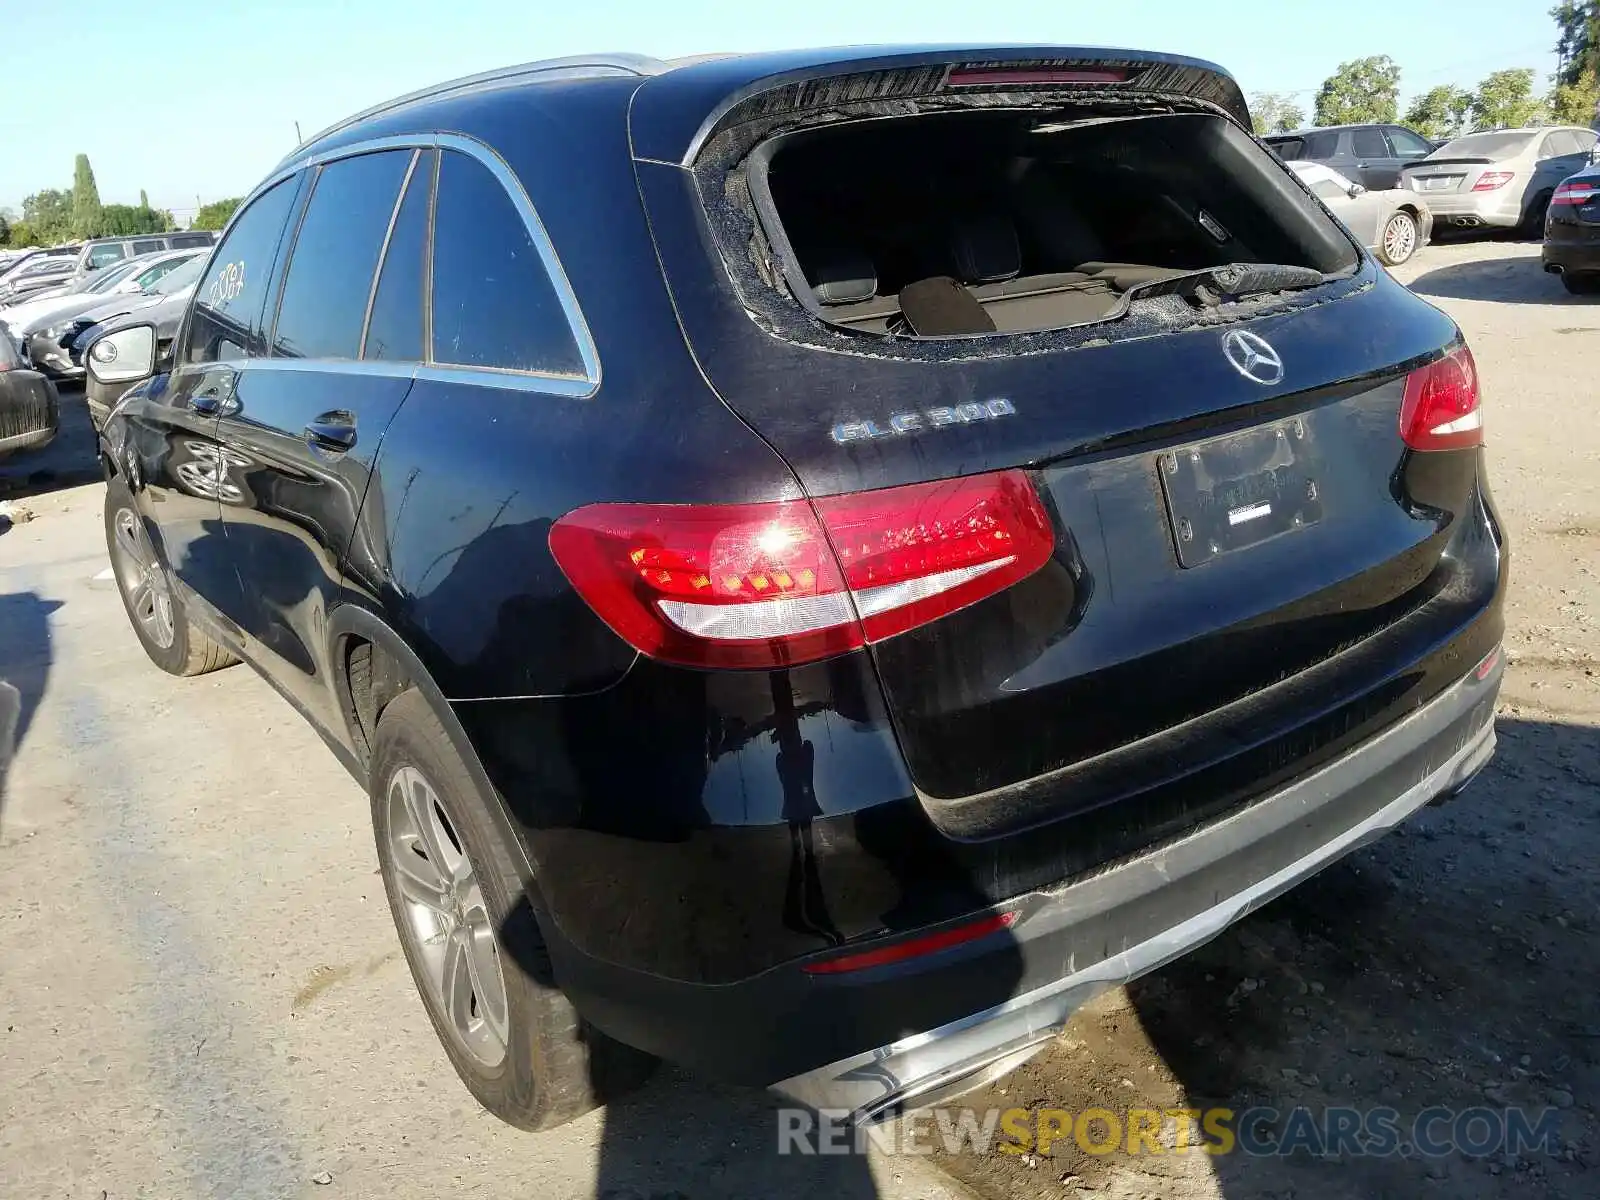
[1421,192,1520,227]
[0,371,60,457]
[777,653,1501,1121]
[1543,229,1600,274]
[546,647,1502,1097]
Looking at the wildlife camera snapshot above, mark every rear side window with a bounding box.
[89,244,127,269]
[1351,128,1387,159]
[431,150,584,376]
[1388,127,1433,159]
[184,177,300,364]
[1269,137,1304,158]
[170,234,213,249]
[364,150,434,363]
[132,239,164,254]
[1302,131,1339,159]
[273,150,411,360]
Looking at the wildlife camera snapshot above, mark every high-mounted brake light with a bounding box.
[947,65,1132,87]
[1399,345,1482,452]
[1471,171,1514,192]
[548,471,1055,669]
[1552,180,1599,206]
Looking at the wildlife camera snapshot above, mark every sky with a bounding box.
[0,0,1561,224]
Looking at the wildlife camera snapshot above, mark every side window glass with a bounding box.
[132,239,164,254]
[431,150,584,376]
[272,150,410,360]
[1388,128,1433,159]
[89,244,127,269]
[183,177,300,365]
[1538,133,1562,158]
[1550,131,1580,157]
[364,150,434,362]
[1351,128,1387,159]
[1302,132,1338,159]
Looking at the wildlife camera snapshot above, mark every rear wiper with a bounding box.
[1178,262,1327,306]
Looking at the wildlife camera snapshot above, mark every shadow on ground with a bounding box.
[1408,250,1595,306]
[0,385,101,500]
[0,592,60,821]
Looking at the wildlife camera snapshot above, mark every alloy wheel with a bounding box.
[386,765,510,1069]
[1383,213,1417,264]
[111,508,176,649]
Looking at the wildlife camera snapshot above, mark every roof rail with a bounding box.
[282,53,672,167]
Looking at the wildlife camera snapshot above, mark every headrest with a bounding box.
[809,252,877,305]
[951,215,1021,284]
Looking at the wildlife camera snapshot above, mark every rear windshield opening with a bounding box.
[757,109,1359,338]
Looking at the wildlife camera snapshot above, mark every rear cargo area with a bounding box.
[759,109,1358,336]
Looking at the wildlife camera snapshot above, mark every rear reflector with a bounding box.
[1474,645,1501,681]
[947,65,1131,87]
[803,911,1019,975]
[1552,180,1599,206]
[1399,345,1483,453]
[1470,172,1514,192]
[549,470,1055,669]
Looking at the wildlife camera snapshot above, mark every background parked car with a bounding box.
[1542,162,1600,294]
[1287,160,1431,265]
[1403,126,1599,235]
[1265,123,1437,189]
[23,249,207,380]
[68,231,216,278]
[0,323,58,458]
[0,248,82,305]
[1,253,169,340]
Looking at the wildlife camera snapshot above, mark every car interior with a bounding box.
[761,109,1359,337]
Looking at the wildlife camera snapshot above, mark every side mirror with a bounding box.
[86,324,158,385]
[1347,183,1368,198]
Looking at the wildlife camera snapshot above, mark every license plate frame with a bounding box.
[1158,420,1323,568]
[1421,176,1456,191]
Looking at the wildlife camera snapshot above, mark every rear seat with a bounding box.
[949,215,1122,332]
[807,251,900,332]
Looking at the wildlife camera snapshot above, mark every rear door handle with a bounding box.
[190,370,237,415]
[304,411,358,453]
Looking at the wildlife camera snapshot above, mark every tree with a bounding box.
[191,197,242,231]
[1249,91,1307,135]
[1470,68,1549,130]
[70,153,103,239]
[0,212,9,247]
[20,188,72,244]
[139,188,150,209]
[1314,56,1401,126]
[98,204,172,235]
[8,219,46,247]
[1404,85,1474,142]
[1551,1,1600,126]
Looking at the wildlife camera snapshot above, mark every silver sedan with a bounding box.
[1288,161,1432,266]
[1401,126,1598,235]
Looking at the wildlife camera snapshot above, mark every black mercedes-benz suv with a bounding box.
[89,46,1506,1131]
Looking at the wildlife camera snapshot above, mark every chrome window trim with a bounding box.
[231,132,600,396]
[238,355,595,396]
[359,148,422,358]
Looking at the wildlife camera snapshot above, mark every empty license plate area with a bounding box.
[1159,420,1323,567]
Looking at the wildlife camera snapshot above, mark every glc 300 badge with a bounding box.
[831,398,1016,445]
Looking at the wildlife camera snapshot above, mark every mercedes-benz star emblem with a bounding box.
[1221,330,1285,385]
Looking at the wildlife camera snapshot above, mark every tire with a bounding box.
[1562,271,1600,295]
[369,689,653,1130]
[1377,210,1420,266]
[104,479,239,677]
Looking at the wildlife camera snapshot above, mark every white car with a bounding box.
[1288,160,1432,266]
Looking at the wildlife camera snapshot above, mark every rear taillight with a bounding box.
[548,470,1055,669]
[1552,180,1599,206]
[1400,345,1482,452]
[1471,172,1514,192]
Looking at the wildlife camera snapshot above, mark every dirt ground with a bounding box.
[1,237,1595,1200]
[932,241,1600,1200]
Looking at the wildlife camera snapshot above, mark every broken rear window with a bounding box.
[749,108,1359,339]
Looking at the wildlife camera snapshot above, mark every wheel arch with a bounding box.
[326,604,542,894]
